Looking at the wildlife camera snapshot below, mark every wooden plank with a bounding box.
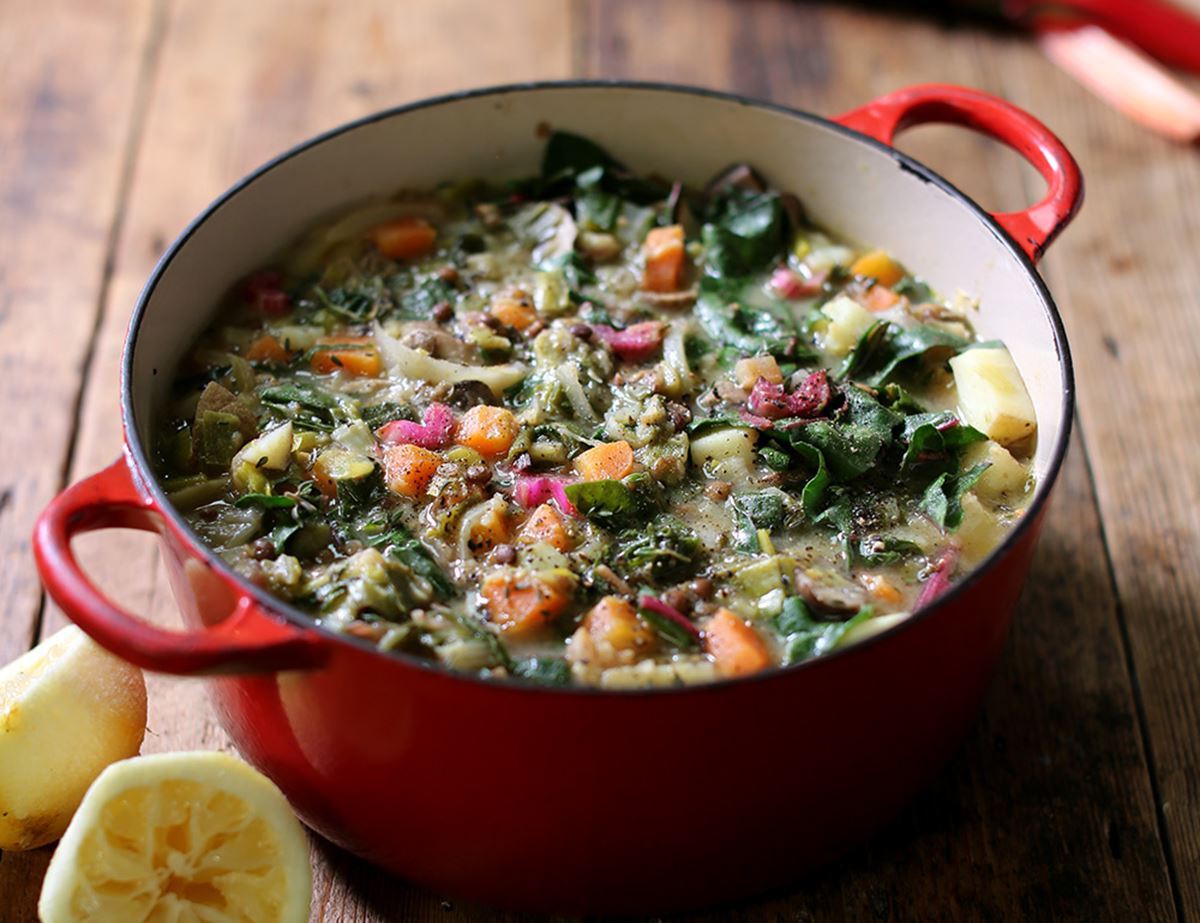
[988,44,1200,920]
[0,1,158,916]
[0,0,157,663]
[18,1,573,921]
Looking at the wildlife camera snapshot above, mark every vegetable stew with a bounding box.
[153,133,1037,688]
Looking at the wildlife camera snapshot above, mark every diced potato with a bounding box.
[835,611,910,649]
[949,347,1037,447]
[331,421,375,456]
[964,441,1031,503]
[819,294,875,356]
[955,493,1007,566]
[230,422,293,489]
[734,355,782,390]
[690,427,757,468]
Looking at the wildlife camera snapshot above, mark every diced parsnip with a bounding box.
[819,294,875,356]
[948,346,1037,447]
[834,611,910,649]
[734,355,782,390]
[230,422,293,489]
[689,427,758,469]
[954,493,1007,566]
[964,441,1031,503]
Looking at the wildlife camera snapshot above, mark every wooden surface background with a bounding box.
[1,1,1197,919]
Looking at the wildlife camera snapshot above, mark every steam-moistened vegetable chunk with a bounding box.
[153,133,1037,687]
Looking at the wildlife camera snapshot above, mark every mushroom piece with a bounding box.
[795,569,868,617]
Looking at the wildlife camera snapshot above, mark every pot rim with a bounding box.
[120,79,1076,695]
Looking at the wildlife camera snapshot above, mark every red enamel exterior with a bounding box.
[33,84,1082,914]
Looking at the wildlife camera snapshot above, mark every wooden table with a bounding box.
[2,1,1198,919]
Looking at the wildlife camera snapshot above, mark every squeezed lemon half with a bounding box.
[0,626,147,851]
[38,751,312,923]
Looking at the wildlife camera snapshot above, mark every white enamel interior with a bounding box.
[126,85,1069,488]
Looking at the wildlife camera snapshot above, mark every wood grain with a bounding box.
[3,0,1196,920]
[0,0,159,913]
[0,0,156,663]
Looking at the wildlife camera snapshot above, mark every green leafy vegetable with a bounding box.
[610,516,702,584]
[314,285,375,322]
[564,475,658,530]
[900,413,987,471]
[893,276,934,303]
[776,596,874,664]
[394,276,457,319]
[921,462,991,530]
[701,189,788,278]
[731,489,788,551]
[694,278,813,359]
[785,387,902,481]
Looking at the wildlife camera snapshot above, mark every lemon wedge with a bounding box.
[0,626,146,851]
[38,750,312,923]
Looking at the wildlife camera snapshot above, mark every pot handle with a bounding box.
[834,84,1083,262]
[33,458,326,675]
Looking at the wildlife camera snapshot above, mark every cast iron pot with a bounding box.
[34,82,1081,914]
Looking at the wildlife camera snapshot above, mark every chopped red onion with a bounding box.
[916,548,959,610]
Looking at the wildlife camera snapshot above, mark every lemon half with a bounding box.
[38,751,312,923]
[0,625,147,850]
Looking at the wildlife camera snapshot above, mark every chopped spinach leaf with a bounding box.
[776,596,874,664]
[921,462,991,530]
[701,188,788,278]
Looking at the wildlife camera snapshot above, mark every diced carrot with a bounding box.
[489,290,538,331]
[584,596,655,654]
[467,501,511,557]
[518,503,573,552]
[734,355,783,390]
[642,224,686,292]
[860,573,904,605]
[574,440,634,482]
[310,336,382,377]
[481,570,574,637]
[704,608,772,677]
[370,216,438,261]
[457,405,520,459]
[850,249,905,287]
[861,283,901,312]
[245,334,291,364]
[381,443,442,498]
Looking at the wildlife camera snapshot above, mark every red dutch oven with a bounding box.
[33,83,1081,913]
